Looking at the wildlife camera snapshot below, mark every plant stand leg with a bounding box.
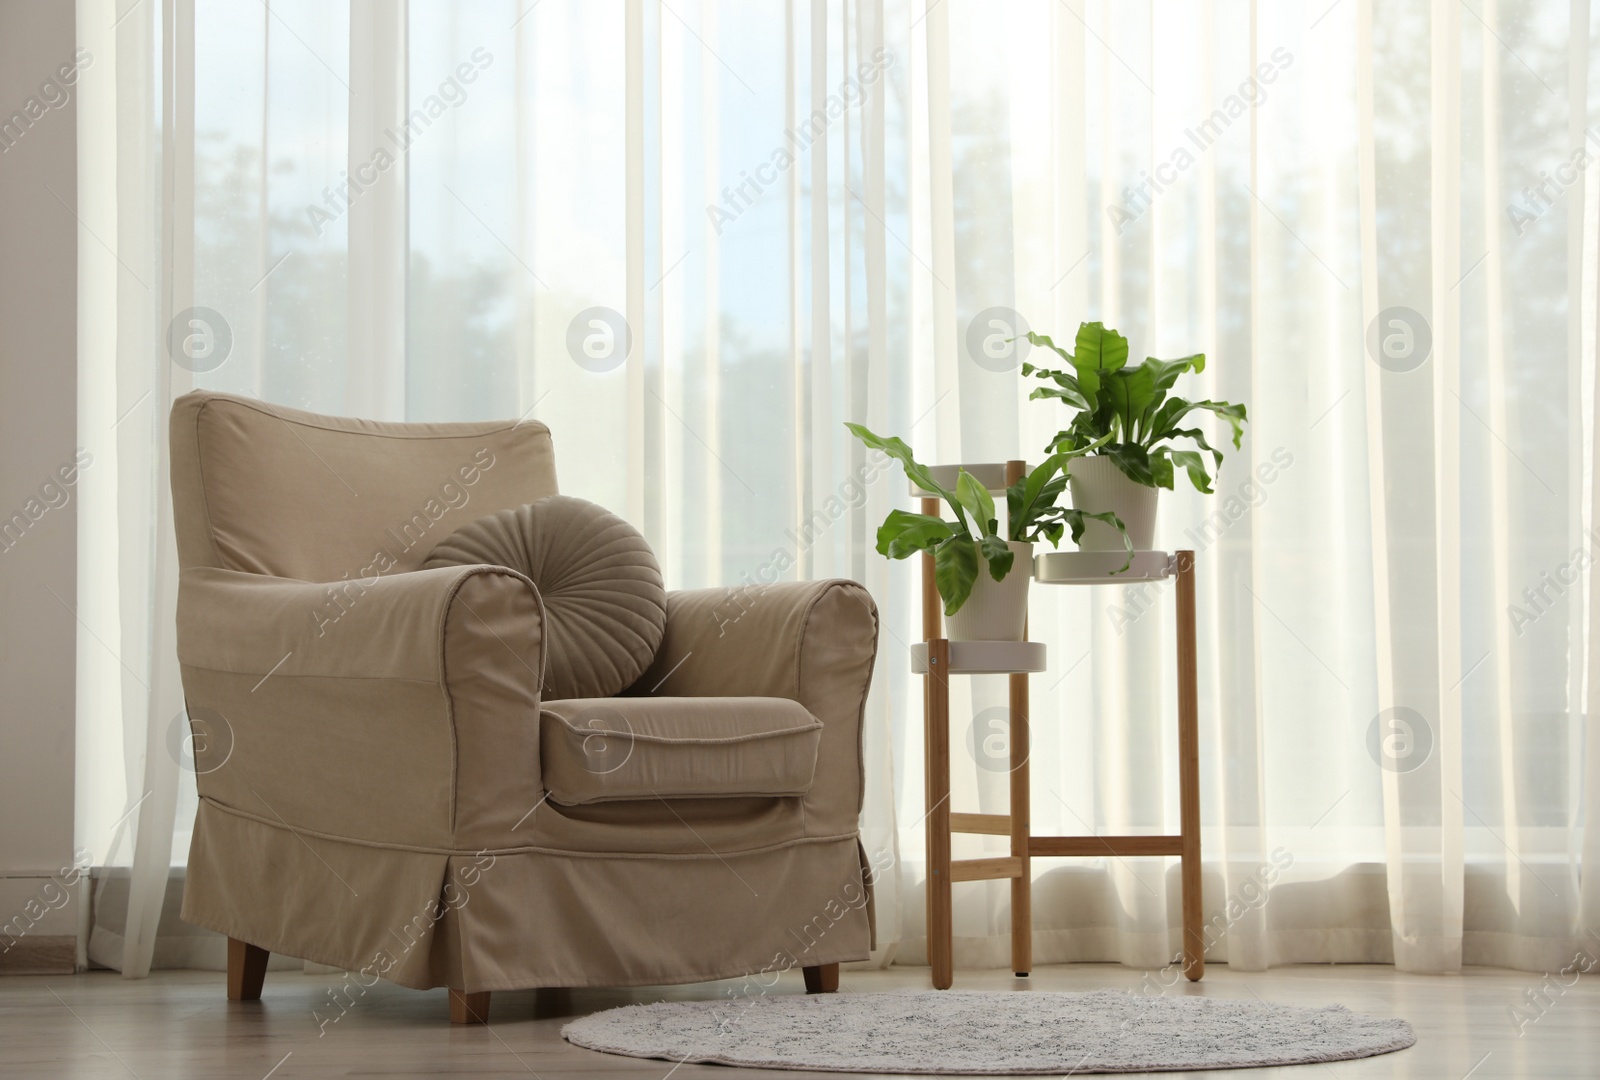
[1175,551,1204,981]
[1004,458,1033,980]
[926,637,953,990]
[1009,667,1032,977]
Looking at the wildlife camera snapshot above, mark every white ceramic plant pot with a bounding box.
[945,540,1033,642]
[1069,457,1158,551]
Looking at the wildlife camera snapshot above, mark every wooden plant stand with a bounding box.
[913,460,1203,989]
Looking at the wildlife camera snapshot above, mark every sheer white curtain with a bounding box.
[77,0,1599,979]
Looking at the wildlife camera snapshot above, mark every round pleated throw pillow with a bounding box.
[424,495,667,700]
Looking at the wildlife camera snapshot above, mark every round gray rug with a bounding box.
[562,990,1415,1074]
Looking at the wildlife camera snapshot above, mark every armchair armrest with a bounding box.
[629,579,879,834]
[176,564,545,851]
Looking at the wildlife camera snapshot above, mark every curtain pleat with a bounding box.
[1430,0,1467,974]
[118,0,189,964]
[624,0,650,529]
[697,0,724,582]
[1560,3,1590,944]
[1587,93,1600,941]
[76,0,193,979]
[346,0,407,421]
[1479,0,1525,969]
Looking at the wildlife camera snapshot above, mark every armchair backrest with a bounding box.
[170,392,559,582]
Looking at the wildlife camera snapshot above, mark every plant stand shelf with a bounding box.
[1034,549,1178,583]
[909,641,1047,676]
[917,462,1204,991]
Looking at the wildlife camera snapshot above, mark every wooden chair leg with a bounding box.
[227,938,269,1001]
[802,963,839,994]
[449,988,491,1024]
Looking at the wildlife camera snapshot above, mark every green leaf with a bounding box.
[1019,331,1075,367]
[1192,400,1248,449]
[1166,449,1215,494]
[1146,398,1248,451]
[1029,384,1092,410]
[1070,321,1129,407]
[1100,443,1156,487]
[1060,509,1135,574]
[1021,334,1091,411]
[1101,365,1157,443]
[1155,426,1224,470]
[955,468,998,536]
[1005,454,1067,541]
[1139,353,1205,396]
[1045,418,1114,457]
[874,509,955,560]
[934,534,979,615]
[1148,451,1176,491]
[843,423,961,522]
[978,532,1016,581]
[1128,353,1204,442]
[1059,431,1114,458]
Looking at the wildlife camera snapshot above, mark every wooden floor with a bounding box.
[0,962,1590,1078]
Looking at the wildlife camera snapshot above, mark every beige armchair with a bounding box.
[169,392,879,1023]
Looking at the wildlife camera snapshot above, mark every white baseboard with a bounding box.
[0,874,80,974]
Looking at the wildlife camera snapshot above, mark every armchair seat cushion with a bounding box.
[540,697,824,806]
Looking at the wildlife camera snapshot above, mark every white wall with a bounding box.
[0,0,81,970]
